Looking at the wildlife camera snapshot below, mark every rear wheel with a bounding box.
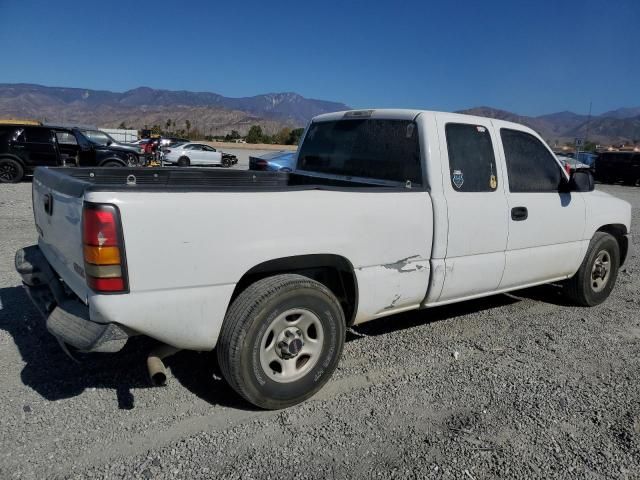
[177,157,190,167]
[222,157,231,168]
[0,158,24,183]
[217,274,346,409]
[563,232,620,306]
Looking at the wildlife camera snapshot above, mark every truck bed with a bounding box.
[35,167,408,197]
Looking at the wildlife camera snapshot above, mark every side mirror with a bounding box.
[107,140,112,146]
[566,170,594,192]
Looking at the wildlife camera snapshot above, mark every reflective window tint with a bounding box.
[445,123,498,192]
[297,119,422,185]
[25,128,52,143]
[501,129,562,192]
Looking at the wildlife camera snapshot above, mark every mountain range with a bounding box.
[0,83,350,135]
[457,107,640,145]
[0,83,638,144]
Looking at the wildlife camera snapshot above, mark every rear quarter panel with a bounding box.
[85,189,434,349]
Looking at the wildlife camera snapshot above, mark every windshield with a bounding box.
[82,130,114,145]
[297,119,422,185]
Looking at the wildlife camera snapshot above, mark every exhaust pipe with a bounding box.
[147,344,181,386]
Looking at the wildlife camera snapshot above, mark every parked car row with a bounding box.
[594,152,640,186]
[0,124,141,183]
[0,123,241,182]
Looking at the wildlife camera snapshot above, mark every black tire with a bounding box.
[564,232,620,306]
[102,160,125,168]
[0,158,24,183]
[217,274,346,409]
[222,157,231,168]
[177,157,190,167]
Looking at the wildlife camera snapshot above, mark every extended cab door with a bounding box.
[496,127,586,288]
[435,116,509,301]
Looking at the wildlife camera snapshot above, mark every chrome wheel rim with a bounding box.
[259,308,324,383]
[591,250,611,293]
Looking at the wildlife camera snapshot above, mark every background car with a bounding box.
[79,129,141,154]
[557,154,591,173]
[249,151,296,172]
[595,151,640,185]
[0,124,139,182]
[163,142,236,167]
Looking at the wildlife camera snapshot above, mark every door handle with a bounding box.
[43,194,53,215]
[511,206,528,221]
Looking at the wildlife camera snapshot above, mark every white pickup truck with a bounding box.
[16,109,632,409]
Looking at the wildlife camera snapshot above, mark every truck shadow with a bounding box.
[0,283,570,411]
[346,284,573,340]
[0,286,249,411]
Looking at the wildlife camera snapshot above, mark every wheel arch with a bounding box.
[230,254,359,326]
[596,224,629,265]
[0,154,26,168]
[98,157,127,167]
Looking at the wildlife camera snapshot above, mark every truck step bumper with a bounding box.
[15,245,129,353]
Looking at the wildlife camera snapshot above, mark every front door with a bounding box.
[497,127,586,288]
[436,116,509,302]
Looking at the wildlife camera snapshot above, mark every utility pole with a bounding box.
[585,101,592,149]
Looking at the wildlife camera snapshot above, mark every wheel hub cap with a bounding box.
[591,250,611,293]
[259,308,324,383]
[277,328,304,359]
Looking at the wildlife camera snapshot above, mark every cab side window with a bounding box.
[501,129,562,192]
[56,131,78,145]
[445,123,498,192]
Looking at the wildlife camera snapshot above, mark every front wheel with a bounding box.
[222,157,231,168]
[0,158,24,183]
[217,274,346,409]
[563,232,620,306]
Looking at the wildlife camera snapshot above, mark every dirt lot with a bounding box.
[0,181,638,479]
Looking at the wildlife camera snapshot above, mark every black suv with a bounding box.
[0,125,140,183]
[595,151,640,186]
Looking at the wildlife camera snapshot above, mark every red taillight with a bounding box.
[87,276,126,292]
[82,204,128,293]
[256,159,268,170]
[83,209,118,246]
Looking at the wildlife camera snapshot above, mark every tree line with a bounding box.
[118,120,304,145]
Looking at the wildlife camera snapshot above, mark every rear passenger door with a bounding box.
[497,128,585,289]
[436,116,509,301]
[186,144,204,163]
[15,127,59,167]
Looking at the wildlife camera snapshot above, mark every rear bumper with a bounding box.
[15,245,130,352]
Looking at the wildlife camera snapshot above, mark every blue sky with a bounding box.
[0,0,637,116]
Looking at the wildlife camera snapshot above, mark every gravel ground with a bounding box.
[0,181,638,479]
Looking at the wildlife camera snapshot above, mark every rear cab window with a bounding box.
[445,123,498,192]
[297,118,422,186]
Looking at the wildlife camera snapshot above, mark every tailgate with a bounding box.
[33,171,90,303]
